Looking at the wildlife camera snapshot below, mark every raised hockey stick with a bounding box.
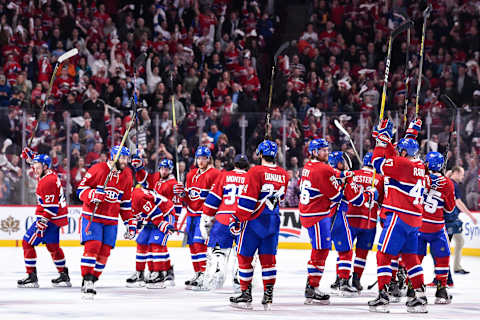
[27,48,78,147]
[402,27,411,130]
[170,72,180,180]
[438,94,458,173]
[414,4,432,116]
[334,119,362,165]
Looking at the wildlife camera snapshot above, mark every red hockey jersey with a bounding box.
[299,161,343,228]
[203,169,248,225]
[347,168,385,229]
[373,141,427,227]
[77,163,133,225]
[236,164,289,222]
[131,188,174,226]
[421,173,456,233]
[184,167,221,217]
[35,170,68,227]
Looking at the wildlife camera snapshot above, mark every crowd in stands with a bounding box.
[0,0,478,209]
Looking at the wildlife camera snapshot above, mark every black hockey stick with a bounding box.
[402,25,411,130]
[367,280,378,290]
[334,119,362,165]
[438,94,458,173]
[414,4,432,116]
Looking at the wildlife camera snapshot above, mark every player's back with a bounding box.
[421,173,456,233]
[132,188,174,225]
[36,170,68,227]
[204,168,247,225]
[299,160,342,228]
[185,167,221,216]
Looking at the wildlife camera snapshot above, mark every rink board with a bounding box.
[0,205,479,255]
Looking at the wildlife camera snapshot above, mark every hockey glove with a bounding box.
[173,183,185,197]
[339,170,354,183]
[199,214,215,239]
[130,154,144,172]
[228,215,242,237]
[366,186,379,202]
[376,118,394,143]
[21,147,35,163]
[123,219,137,240]
[158,220,174,235]
[90,187,106,204]
[35,217,49,238]
[405,118,422,140]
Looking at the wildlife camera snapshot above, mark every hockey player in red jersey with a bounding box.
[229,140,289,310]
[347,152,384,292]
[200,154,249,291]
[181,146,221,290]
[126,158,182,287]
[18,152,70,288]
[130,187,176,289]
[77,146,136,298]
[369,118,428,313]
[418,152,455,304]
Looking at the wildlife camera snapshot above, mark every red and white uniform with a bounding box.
[184,167,221,217]
[77,163,133,225]
[421,174,455,233]
[36,170,68,227]
[131,188,175,226]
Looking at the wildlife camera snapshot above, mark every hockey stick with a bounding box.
[334,119,362,165]
[170,72,180,180]
[438,94,457,173]
[367,280,378,290]
[414,4,432,116]
[27,48,78,147]
[402,27,411,130]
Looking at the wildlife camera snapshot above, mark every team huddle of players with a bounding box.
[16,116,456,313]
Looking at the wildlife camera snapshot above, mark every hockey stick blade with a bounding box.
[334,119,351,138]
[392,20,414,39]
[58,48,78,63]
[423,3,432,19]
[439,94,458,109]
[134,53,147,69]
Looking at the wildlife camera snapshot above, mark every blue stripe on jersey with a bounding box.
[350,192,364,207]
[204,192,222,210]
[200,190,209,199]
[43,206,59,215]
[174,205,182,215]
[388,177,415,194]
[149,208,164,220]
[307,188,321,198]
[120,200,131,209]
[238,196,256,212]
[77,186,87,198]
[373,157,386,175]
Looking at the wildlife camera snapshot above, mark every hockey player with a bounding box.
[369,119,428,313]
[229,140,289,310]
[18,152,70,288]
[130,187,176,289]
[346,152,384,292]
[181,146,221,289]
[200,154,249,290]
[126,158,182,287]
[299,140,378,304]
[77,146,136,298]
[418,152,455,304]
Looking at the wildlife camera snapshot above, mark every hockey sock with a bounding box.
[150,244,170,272]
[22,240,37,274]
[46,243,66,272]
[93,243,111,279]
[237,254,254,291]
[402,253,424,289]
[353,248,369,278]
[259,254,277,290]
[190,242,207,272]
[81,240,101,277]
[434,256,449,287]
[308,249,329,287]
[337,250,353,279]
[376,251,394,290]
[136,244,149,272]
[391,255,399,279]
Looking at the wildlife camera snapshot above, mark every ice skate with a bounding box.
[304,281,330,305]
[51,267,72,287]
[352,272,363,292]
[164,266,175,287]
[434,284,452,305]
[81,275,97,299]
[189,272,208,291]
[330,275,340,291]
[126,271,146,288]
[406,287,428,313]
[230,285,253,310]
[387,280,401,303]
[261,284,274,311]
[146,271,166,289]
[338,278,358,297]
[17,270,39,288]
[369,289,390,313]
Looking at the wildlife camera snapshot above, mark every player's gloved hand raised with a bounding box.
[199,213,215,239]
[228,215,242,237]
[405,118,422,140]
[35,217,49,238]
[124,219,137,240]
[173,183,185,197]
[90,187,106,204]
[130,154,144,172]
[376,118,394,144]
[339,170,354,182]
[21,147,35,163]
[158,220,175,235]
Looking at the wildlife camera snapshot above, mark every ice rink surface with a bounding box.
[1,246,479,320]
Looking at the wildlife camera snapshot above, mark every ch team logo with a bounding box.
[105,189,119,201]
[189,187,202,200]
